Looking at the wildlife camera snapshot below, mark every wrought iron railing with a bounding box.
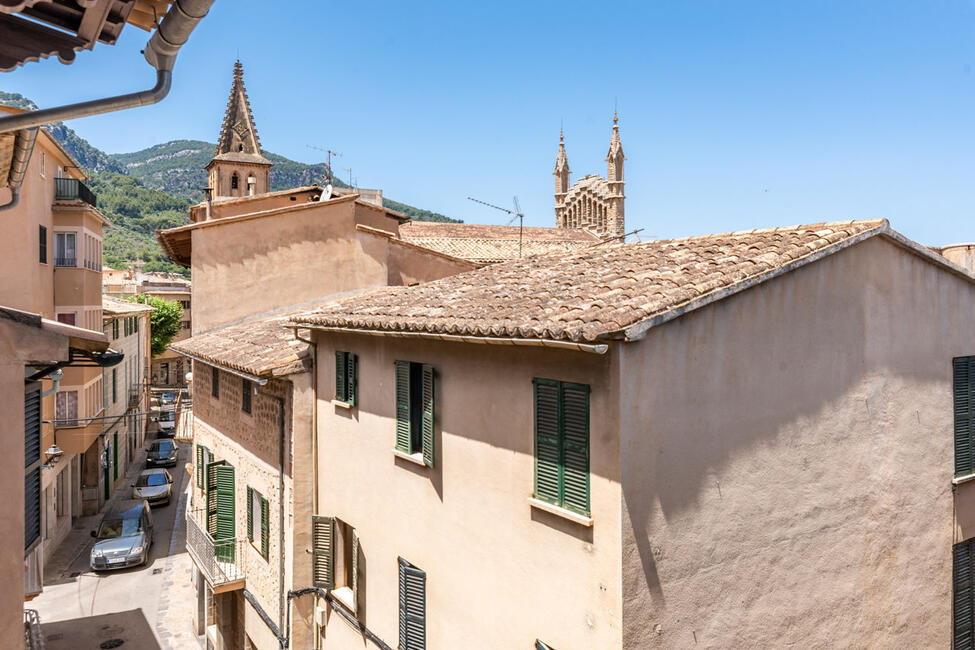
[24,609,44,650]
[53,177,97,207]
[54,256,76,268]
[185,508,244,588]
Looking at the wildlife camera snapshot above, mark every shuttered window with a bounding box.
[956,538,975,649]
[246,486,269,560]
[335,351,358,405]
[206,461,235,562]
[312,515,334,590]
[533,378,591,516]
[211,366,220,399]
[536,642,555,650]
[398,557,426,650]
[195,445,211,490]
[394,361,435,466]
[242,379,252,414]
[956,356,975,477]
[25,383,42,552]
[39,225,47,264]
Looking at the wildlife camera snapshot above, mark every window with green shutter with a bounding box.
[24,383,41,553]
[246,486,269,560]
[536,641,555,650]
[206,461,234,562]
[260,496,269,559]
[533,378,590,516]
[398,557,426,650]
[956,538,975,648]
[312,515,334,590]
[335,351,358,405]
[956,356,975,477]
[394,361,435,466]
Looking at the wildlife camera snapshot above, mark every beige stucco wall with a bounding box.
[190,201,466,332]
[314,334,622,649]
[619,235,975,648]
[0,317,68,649]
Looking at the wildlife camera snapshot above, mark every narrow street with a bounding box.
[30,434,200,650]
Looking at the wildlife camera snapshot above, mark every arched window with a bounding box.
[231,173,239,190]
[238,143,244,152]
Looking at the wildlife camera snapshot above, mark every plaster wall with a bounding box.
[619,236,975,648]
[0,317,67,649]
[314,334,622,649]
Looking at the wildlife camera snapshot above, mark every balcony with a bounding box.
[53,177,97,208]
[54,256,76,268]
[24,609,44,650]
[185,508,245,593]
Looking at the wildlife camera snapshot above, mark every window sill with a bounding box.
[392,449,427,467]
[331,586,355,611]
[331,399,353,409]
[528,497,593,527]
[954,473,975,486]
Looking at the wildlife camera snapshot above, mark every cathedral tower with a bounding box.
[555,114,625,240]
[205,60,272,199]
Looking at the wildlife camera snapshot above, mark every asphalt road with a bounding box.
[31,436,192,649]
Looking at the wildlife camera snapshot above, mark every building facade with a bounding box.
[291,220,975,648]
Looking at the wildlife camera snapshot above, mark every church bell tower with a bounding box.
[205,60,273,199]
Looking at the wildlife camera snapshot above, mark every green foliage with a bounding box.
[132,294,183,357]
[382,198,462,223]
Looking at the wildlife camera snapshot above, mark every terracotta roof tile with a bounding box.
[170,312,310,377]
[292,220,888,343]
[399,222,599,264]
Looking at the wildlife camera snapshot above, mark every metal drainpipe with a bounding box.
[0,0,215,135]
[0,127,38,211]
[272,394,287,645]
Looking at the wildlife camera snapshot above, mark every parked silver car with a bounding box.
[90,500,153,571]
[133,469,173,506]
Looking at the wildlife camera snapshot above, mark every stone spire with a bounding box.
[206,60,273,198]
[554,128,571,227]
[606,111,624,184]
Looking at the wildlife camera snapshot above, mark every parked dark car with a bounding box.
[146,439,178,468]
[133,469,173,506]
[90,500,153,570]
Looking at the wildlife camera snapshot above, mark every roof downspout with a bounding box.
[0,0,215,135]
[0,127,38,210]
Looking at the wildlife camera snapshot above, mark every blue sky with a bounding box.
[4,1,975,244]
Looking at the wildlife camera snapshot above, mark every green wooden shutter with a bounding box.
[213,464,235,563]
[421,364,435,467]
[395,361,412,452]
[351,528,360,614]
[533,379,561,505]
[560,382,590,515]
[956,539,975,649]
[535,641,554,650]
[260,496,269,559]
[398,557,426,650]
[206,461,224,535]
[348,353,358,407]
[113,432,119,482]
[246,487,254,542]
[956,357,975,476]
[312,515,334,590]
[335,352,347,402]
[195,445,203,489]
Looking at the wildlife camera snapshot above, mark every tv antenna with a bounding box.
[305,144,341,199]
[468,195,525,258]
[343,167,355,189]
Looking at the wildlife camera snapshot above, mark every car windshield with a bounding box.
[96,517,142,538]
[151,441,175,453]
[136,474,167,487]
[159,411,175,422]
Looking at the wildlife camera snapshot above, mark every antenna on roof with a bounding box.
[305,144,341,195]
[468,195,525,258]
[589,227,645,246]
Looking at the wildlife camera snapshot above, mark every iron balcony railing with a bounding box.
[185,508,245,589]
[24,609,44,650]
[54,256,76,268]
[53,177,97,207]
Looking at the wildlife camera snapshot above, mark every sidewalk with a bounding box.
[155,473,202,650]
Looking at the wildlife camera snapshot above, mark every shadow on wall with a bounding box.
[619,238,969,632]
[41,608,161,650]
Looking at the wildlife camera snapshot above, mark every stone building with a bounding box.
[206,60,272,200]
[290,219,975,648]
[555,114,625,240]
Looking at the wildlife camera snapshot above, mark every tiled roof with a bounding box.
[170,312,310,377]
[399,222,599,264]
[293,220,890,343]
[102,296,154,315]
